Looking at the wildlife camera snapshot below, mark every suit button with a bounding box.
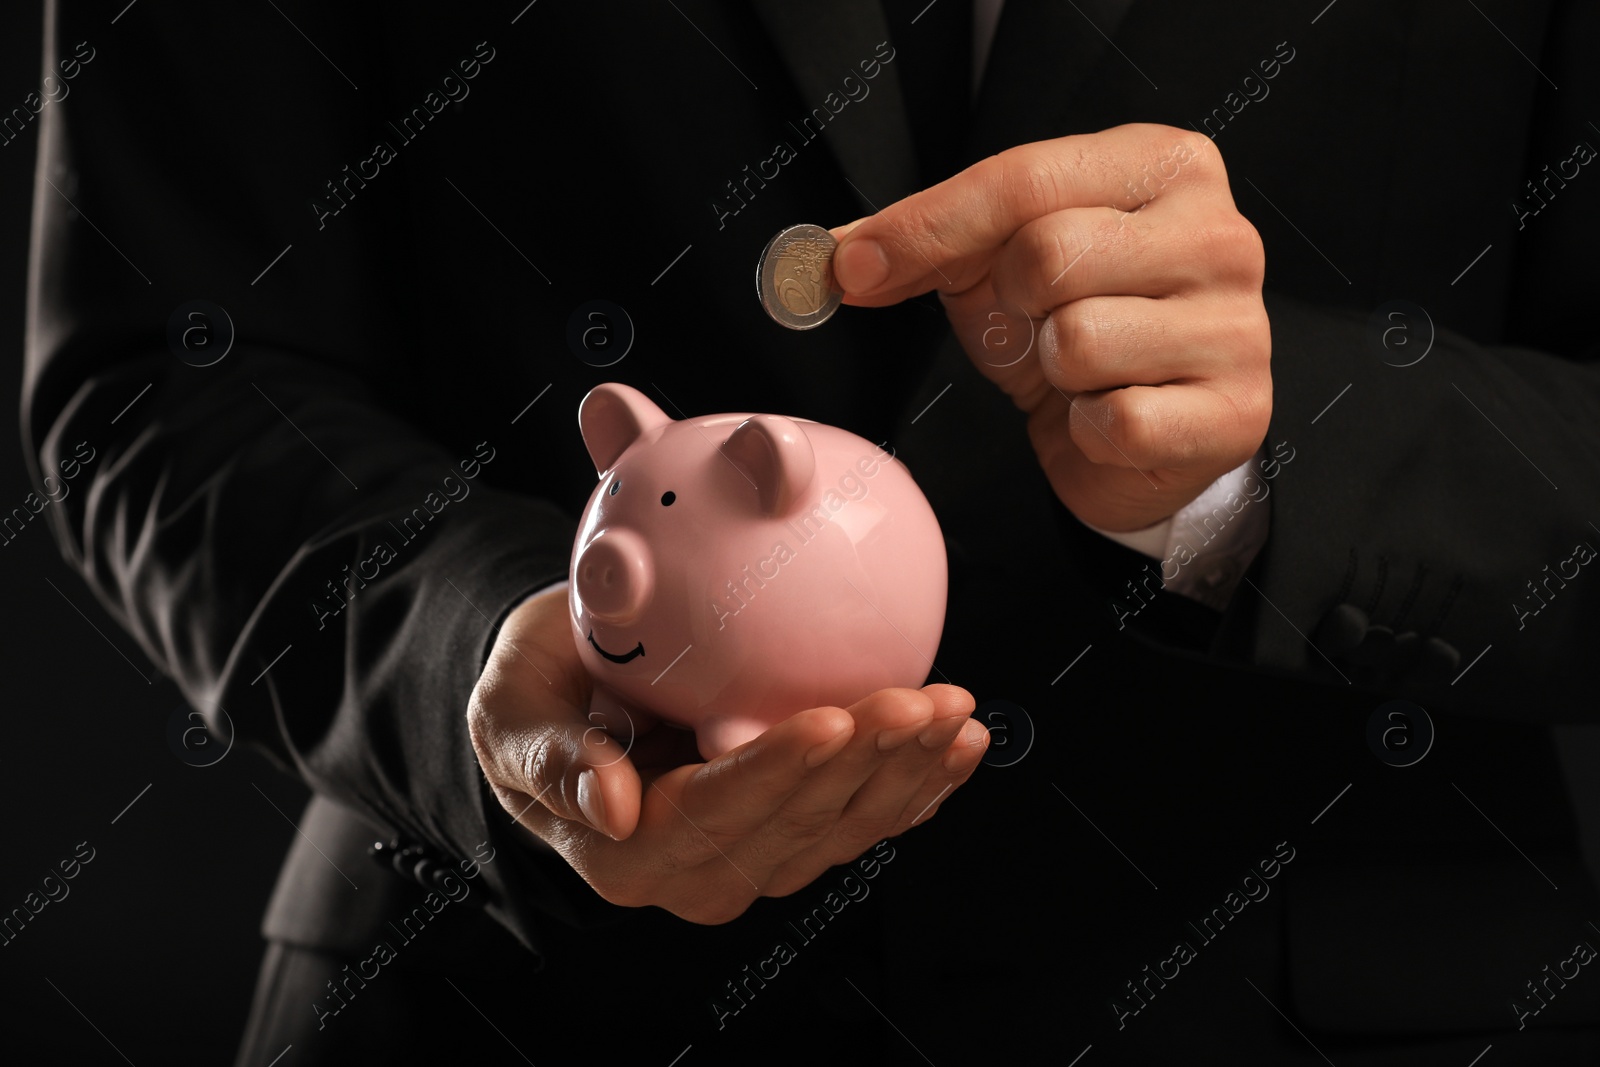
[1348,624,1396,666]
[369,837,431,882]
[392,846,420,879]
[368,838,399,871]
[1391,630,1422,671]
[1406,636,1461,688]
[369,837,472,896]
[1315,603,1368,655]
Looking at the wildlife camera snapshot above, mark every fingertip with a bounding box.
[943,719,990,773]
[827,216,870,242]
[801,706,855,767]
[811,703,856,737]
[854,685,937,721]
[576,767,612,838]
[606,806,639,841]
[852,688,933,751]
[964,716,991,743]
[584,759,643,840]
[805,725,854,768]
[921,683,976,717]
[834,235,891,295]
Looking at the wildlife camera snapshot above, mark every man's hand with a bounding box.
[467,585,989,924]
[832,123,1271,532]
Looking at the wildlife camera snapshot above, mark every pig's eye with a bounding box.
[609,481,620,496]
[660,491,676,506]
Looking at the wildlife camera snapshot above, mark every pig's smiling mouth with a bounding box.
[588,630,645,664]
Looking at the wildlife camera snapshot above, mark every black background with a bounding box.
[0,8,303,1060]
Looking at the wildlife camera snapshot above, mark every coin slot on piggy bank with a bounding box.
[570,382,949,759]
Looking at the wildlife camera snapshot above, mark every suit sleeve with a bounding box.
[1129,2,1600,720]
[23,0,608,949]
[1200,296,1600,718]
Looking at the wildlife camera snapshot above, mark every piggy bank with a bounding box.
[569,383,948,759]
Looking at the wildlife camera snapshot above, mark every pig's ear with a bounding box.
[721,416,816,516]
[579,383,672,474]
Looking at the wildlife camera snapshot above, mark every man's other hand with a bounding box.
[467,585,988,924]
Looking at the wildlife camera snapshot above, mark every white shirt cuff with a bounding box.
[1083,449,1272,611]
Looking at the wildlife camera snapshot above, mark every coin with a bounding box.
[757,223,842,330]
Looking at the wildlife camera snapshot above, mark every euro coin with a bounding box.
[757,223,842,330]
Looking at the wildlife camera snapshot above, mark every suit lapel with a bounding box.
[750,0,921,206]
[969,0,1139,156]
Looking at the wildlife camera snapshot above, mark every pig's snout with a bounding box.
[576,529,654,624]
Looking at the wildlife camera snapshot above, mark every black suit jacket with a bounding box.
[24,0,1600,1061]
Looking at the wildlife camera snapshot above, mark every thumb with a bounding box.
[517,719,643,841]
[470,687,643,841]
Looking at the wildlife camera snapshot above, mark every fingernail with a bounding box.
[576,768,611,837]
[830,216,869,241]
[1036,315,1060,369]
[942,725,988,772]
[835,238,890,294]
[877,719,932,752]
[917,715,966,751]
[805,726,852,768]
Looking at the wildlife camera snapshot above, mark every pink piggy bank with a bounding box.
[569,383,948,760]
